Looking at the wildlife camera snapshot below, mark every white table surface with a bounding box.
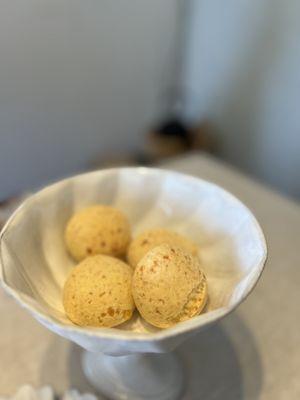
[1,153,300,400]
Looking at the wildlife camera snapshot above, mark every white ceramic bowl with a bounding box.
[0,167,267,399]
[0,167,267,356]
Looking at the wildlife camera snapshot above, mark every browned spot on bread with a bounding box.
[123,310,131,318]
[108,307,115,317]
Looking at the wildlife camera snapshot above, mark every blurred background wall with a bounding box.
[0,0,178,198]
[182,0,300,199]
[0,0,299,200]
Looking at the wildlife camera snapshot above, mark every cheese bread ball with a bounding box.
[65,205,131,261]
[132,244,207,328]
[63,255,134,327]
[127,228,198,269]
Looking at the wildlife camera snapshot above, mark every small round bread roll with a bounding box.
[127,228,198,268]
[63,255,134,327]
[132,244,207,328]
[65,205,131,261]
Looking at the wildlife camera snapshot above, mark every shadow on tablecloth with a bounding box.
[178,312,263,400]
[37,311,261,400]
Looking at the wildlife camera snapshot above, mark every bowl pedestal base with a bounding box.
[82,350,184,400]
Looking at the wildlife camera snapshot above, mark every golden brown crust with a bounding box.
[63,255,134,327]
[127,228,198,269]
[65,205,131,261]
[132,244,207,328]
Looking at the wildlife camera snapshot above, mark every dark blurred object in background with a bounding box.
[90,119,216,170]
[144,119,216,162]
[147,119,191,160]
